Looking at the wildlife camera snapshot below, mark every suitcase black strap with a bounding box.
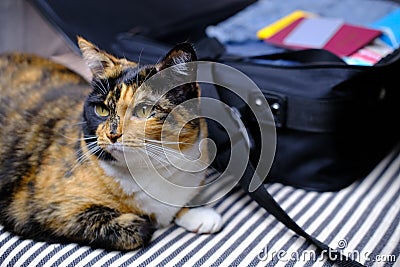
[238,159,365,267]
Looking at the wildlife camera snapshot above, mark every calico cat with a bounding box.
[0,37,222,251]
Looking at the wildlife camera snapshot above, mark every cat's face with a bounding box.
[78,37,201,165]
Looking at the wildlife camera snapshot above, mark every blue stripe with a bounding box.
[98,251,124,267]
[144,192,254,267]
[114,227,181,267]
[86,189,244,267]
[283,187,358,266]
[6,241,35,267]
[204,205,263,266]
[265,235,300,267]
[50,246,80,267]
[0,237,22,264]
[365,209,400,267]
[140,231,191,267]
[80,189,228,267]
[20,243,48,267]
[249,192,321,266]
[178,185,285,267]
[66,248,96,267]
[341,168,400,248]
[116,189,249,267]
[228,187,301,266]
[386,238,400,267]
[82,250,110,267]
[36,244,66,267]
[209,186,288,266]
[157,199,261,267]
[0,233,13,247]
[354,179,400,253]
[175,199,256,267]
[302,152,400,267]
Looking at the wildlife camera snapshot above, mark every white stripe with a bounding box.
[84,250,120,267]
[240,190,322,266]
[145,234,206,267]
[149,226,175,242]
[175,195,260,266]
[337,174,400,257]
[393,259,400,267]
[294,191,333,227]
[148,232,211,266]
[26,244,60,267]
[41,244,78,267]
[216,192,251,220]
[209,189,245,215]
[1,238,28,267]
[181,202,263,266]
[13,242,45,267]
[116,190,250,266]
[362,201,400,266]
[172,185,286,267]
[222,187,303,266]
[121,228,186,265]
[316,153,400,244]
[0,231,11,244]
[171,196,262,267]
[266,182,286,194]
[292,244,319,267]
[74,249,106,267]
[115,229,195,266]
[58,247,90,267]
[380,220,400,263]
[305,154,389,236]
[320,157,400,245]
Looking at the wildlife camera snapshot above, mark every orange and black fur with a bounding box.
[0,38,221,251]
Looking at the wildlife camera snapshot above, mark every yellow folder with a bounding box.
[257,10,316,40]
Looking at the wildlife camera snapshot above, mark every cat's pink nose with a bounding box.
[107,132,122,143]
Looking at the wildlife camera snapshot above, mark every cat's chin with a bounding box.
[102,143,151,167]
[106,142,124,154]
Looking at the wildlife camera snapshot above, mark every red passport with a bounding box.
[323,24,381,57]
[264,17,382,57]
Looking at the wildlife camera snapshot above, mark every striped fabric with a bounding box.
[1,146,399,267]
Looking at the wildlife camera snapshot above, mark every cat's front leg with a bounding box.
[71,206,155,251]
[174,207,223,234]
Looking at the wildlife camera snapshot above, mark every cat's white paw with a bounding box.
[175,207,223,234]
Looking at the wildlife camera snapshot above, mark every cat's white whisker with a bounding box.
[74,141,99,163]
[142,138,192,146]
[66,136,97,142]
[145,142,209,167]
[142,148,174,176]
[91,78,108,95]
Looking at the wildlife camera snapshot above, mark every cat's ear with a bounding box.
[77,36,135,79]
[156,43,197,76]
[157,43,200,100]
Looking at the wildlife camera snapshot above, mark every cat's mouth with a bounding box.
[100,142,128,163]
[103,142,142,159]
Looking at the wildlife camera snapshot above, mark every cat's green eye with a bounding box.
[133,103,154,119]
[94,104,110,117]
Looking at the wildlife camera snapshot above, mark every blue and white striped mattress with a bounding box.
[1,146,399,267]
